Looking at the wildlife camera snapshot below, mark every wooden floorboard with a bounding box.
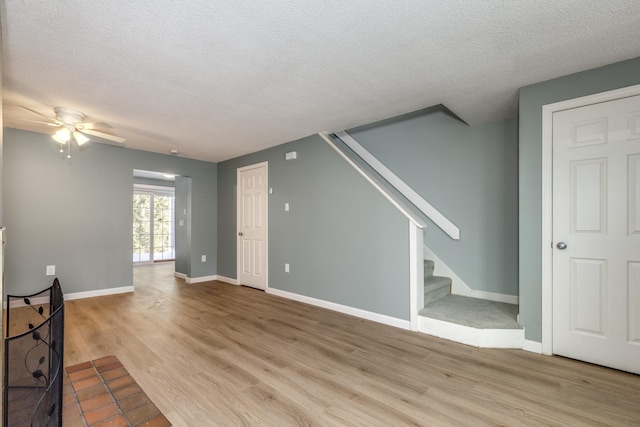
[61,263,640,426]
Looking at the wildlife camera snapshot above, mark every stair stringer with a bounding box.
[423,245,518,305]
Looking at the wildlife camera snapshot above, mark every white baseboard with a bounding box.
[523,339,543,354]
[3,295,50,309]
[470,290,519,305]
[213,275,238,285]
[424,245,519,305]
[185,275,217,284]
[65,286,135,301]
[419,316,524,349]
[4,286,134,308]
[174,273,237,285]
[266,288,411,330]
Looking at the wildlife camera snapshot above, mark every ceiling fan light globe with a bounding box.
[73,131,90,146]
[54,128,71,142]
[52,134,67,144]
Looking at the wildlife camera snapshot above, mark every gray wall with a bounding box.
[3,128,217,294]
[174,176,192,276]
[519,56,640,342]
[349,113,519,297]
[0,35,3,227]
[217,135,411,320]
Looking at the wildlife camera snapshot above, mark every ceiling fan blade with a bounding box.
[18,105,64,126]
[80,122,113,130]
[81,129,125,143]
[23,119,61,127]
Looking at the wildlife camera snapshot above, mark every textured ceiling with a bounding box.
[2,1,640,162]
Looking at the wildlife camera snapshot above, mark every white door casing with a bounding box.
[237,162,268,290]
[551,93,640,374]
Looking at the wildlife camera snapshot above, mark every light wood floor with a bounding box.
[63,263,640,426]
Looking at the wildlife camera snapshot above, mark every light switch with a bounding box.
[285,263,290,273]
[201,255,206,262]
[285,203,289,211]
[46,265,55,276]
[179,219,185,226]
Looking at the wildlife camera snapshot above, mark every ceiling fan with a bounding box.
[20,106,125,146]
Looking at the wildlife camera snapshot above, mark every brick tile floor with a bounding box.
[64,356,171,427]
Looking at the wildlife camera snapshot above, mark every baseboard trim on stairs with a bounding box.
[419,316,524,349]
[267,288,411,330]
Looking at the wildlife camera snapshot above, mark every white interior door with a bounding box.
[552,94,640,374]
[237,162,268,290]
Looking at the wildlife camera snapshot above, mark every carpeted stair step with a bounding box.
[419,294,521,329]
[424,260,435,278]
[424,275,451,306]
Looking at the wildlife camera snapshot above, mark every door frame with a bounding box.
[540,83,640,355]
[236,161,269,289]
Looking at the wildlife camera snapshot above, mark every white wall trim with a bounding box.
[185,275,218,284]
[419,316,524,349]
[4,286,134,308]
[175,273,239,285]
[266,288,411,330]
[409,222,424,331]
[3,295,50,309]
[335,131,459,239]
[213,275,238,285]
[470,290,518,305]
[540,83,640,356]
[523,339,543,354]
[319,132,427,229]
[424,245,518,305]
[65,286,135,301]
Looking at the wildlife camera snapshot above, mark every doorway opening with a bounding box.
[133,170,176,264]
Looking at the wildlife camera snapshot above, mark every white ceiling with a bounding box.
[2,1,640,163]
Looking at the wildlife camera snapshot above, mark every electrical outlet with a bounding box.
[46,265,55,276]
[201,255,206,262]
[285,263,290,273]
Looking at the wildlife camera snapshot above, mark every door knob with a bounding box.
[238,232,243,236]
[556,242,567,250]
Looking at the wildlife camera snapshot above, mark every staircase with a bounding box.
[418,260,524,348]
[422,260,452,305]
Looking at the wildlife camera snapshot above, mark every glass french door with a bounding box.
[133,190,175,263]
